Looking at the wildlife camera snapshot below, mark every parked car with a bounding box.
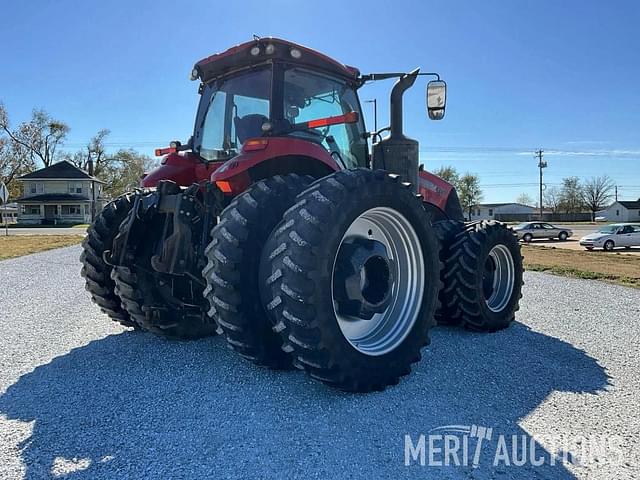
[512,222,573,242]
[579,223,640,251]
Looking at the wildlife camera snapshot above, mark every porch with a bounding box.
[18,202,92,225]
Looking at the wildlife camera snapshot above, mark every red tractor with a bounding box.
[80,38,523,392]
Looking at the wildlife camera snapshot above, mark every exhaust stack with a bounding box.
[372,69,420,190]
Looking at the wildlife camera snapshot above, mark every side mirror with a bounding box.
[426,80,447,120]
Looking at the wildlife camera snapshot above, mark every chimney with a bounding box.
[87,159,94,176]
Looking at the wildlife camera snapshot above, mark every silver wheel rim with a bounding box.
[484,244,515,313]
[331,207,424,356]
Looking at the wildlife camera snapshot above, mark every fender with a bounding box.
[418,170,464,221]
[418,170,453,210]
[141,152,223,187]
[211,137,340,195]
[142,152,199,187]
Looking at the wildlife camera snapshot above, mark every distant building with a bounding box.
[1,202,19,224]
[469,203,537,221]
[596,200,640,222]
[16,160,105,225]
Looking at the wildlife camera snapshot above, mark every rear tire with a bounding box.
[203,174,312,368]
[558,231,568,241]
[433,219,466,326]
[111,192,217,340]
[441,221,523,332]
[260,169,442,392]
[80,195,138,329]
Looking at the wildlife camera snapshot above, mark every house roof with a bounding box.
[18,160,103,182]
[618,200,640,209]
[16,193,90,203]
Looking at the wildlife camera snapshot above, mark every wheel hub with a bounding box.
[333,238,394,320]
[331,207,425,357]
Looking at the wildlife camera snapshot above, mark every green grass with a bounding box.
[0,235,83,261]
[525,262,640,288]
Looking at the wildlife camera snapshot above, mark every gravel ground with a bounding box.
[0,246,639,479]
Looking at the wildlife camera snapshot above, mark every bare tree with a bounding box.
[544,186,562,213]
[559,177,585,213]
[582,175,615,221]
[457,173,483,220]
[516,192,534,206]
[0,103,69,168]
[64,129,111,176]
[433,165,460,189]
[0,106,37,197]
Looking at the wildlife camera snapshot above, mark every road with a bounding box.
[3,227,86,236]
[0,246,639,479]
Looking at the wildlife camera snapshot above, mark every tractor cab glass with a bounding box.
[199,68,271,161]
[283,68,367,168]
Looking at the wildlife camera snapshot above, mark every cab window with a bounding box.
[283,68,367,168]
[199,68,271,161]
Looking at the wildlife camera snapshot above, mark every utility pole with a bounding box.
[615,185,618,202]
[535,149,547,220]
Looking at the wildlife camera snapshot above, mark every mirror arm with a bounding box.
[359,72,440,84]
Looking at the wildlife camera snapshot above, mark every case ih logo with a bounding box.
[419,177,446,196]
[404,425,627,468]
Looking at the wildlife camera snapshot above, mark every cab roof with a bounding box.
[193,38,360,84]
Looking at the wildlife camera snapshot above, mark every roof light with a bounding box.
[250,46,261,56]
[261,122,273,132]
[190,67,199,81]
[290,48,302,59]
[265,43,275,55]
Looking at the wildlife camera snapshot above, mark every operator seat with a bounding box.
[234,114,269,144]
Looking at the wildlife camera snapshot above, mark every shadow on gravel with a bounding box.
[0,322,609,479]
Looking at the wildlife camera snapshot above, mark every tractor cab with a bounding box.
[190,38,369,170]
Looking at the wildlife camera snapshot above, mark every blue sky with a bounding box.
[2,0,639,202]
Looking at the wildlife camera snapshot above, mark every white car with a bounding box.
[579,223,640,251]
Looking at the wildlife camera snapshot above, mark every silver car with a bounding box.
[512,222,573,243]
[579,223,640,251]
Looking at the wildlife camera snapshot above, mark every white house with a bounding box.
[16,161,105,225]
[469,203,537,221]
[1,202,19,224]
[596,200,640,222]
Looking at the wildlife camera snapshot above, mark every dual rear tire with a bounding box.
[257,169,442,392]
[435,220,523,331]
[203,174,312,368]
